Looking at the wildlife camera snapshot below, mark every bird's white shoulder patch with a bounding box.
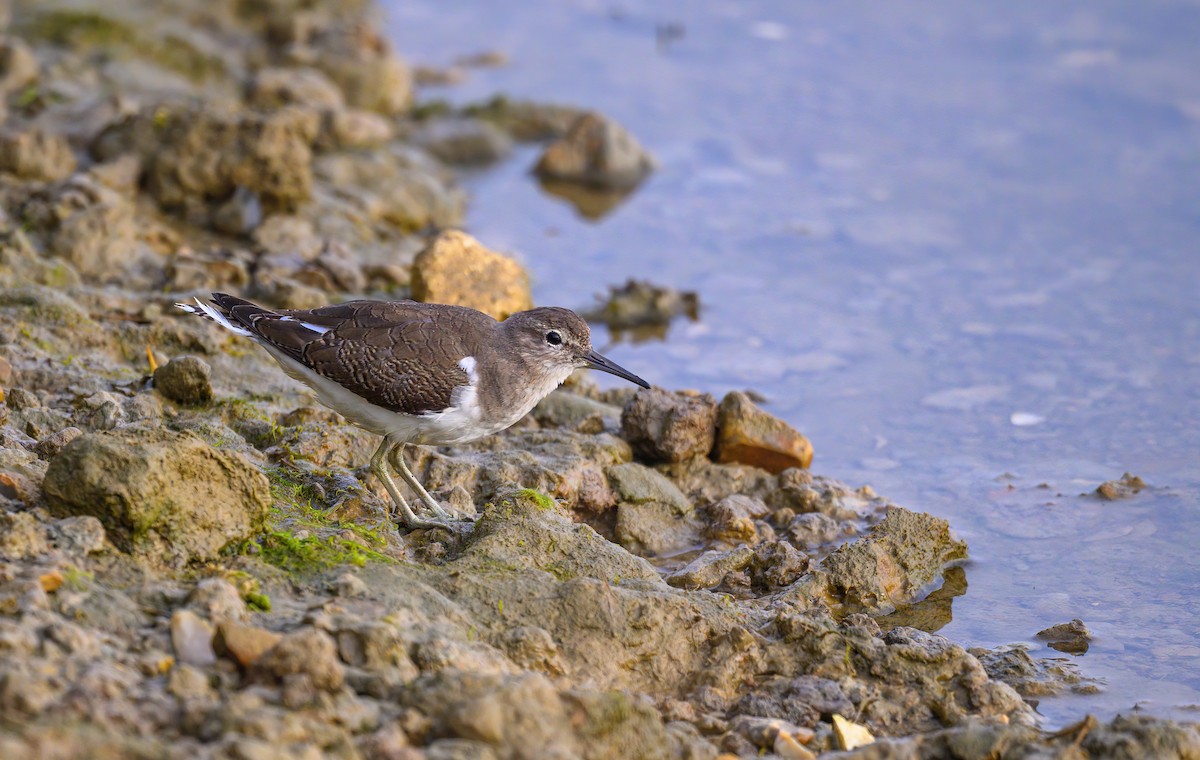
[279,315,333,334]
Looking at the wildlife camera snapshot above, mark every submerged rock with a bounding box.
[1035,618,1092,655]
[42,428,271,565]
[817,508,967,616]
[409,117,513,166]
[533,111,655,190]
[1094,472,1146,500]
[410,230,532,321]
[585,278,700,333]
[713,391,814,473]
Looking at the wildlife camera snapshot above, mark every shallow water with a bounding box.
[386,0,1200,725]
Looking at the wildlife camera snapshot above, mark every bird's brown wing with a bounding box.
[210,294,495,415]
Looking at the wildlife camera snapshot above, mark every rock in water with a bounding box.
[153,355,215,405]
[713,391,813,473]
[411,230,533,320]
[42,429,270,566]
[533,111,655,190]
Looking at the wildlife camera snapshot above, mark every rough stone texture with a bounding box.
[417,428,631,513]
[970,643,1100,698]
[1035,618,1092,655]
[153,355,214,405]
[706,493,770,544]
[32,425,82,459]
[533,111,655,189]
[817,508,967,616]
[42,429,271,565]
[0,128,76,181]
[410,230,532,320]
[459,490,661,584]
[98,104,317,216]
[608,462,702,556]
[713,391,814,473]
[246,66,345,110]
[666,545,755,589]
[0,512,50,559]
[532,389,621,433]
[620,388,717,464]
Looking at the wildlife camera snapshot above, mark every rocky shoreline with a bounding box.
[0,1,1196,758]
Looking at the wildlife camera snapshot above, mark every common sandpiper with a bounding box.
[177,293,649,529]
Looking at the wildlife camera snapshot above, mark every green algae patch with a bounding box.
[19,9,228,83]
[232,464,397,576]
[256,531,389,574]
[516,488,557,511]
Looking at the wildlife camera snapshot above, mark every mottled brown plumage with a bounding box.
[214,295,496,416]
[180,293,649,529]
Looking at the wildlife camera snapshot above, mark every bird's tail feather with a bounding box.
[175,297,253,337]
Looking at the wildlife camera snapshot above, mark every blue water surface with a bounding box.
[386,0,1200,725]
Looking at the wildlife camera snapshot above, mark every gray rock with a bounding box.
[253,627,344,692]
[620,388,717,463]
[817,508,967,616]
[210,186,263,236]
[749,540,809,590]
[786,512,844,550]
[48,515,107,555]
[42,428,271,566]
[75,391,125,431]
[0,512,49,559]
[532,389,621,433]
[607,462,701,556]
[246,66,345,110]
[316,108,393,150]
[187,578,249,625]
[0,128,76,181]
[311,29,412,115]
[1035,617,1092,655]
[969,643,1099,697]
[154,355,214,405]
[587,279,700,332]
[97,105,317,218]
[4,387,41,411]
[32,425,82,459]
[666,546,755,589]
[410,118,513,166]
[459,489,661,584]
[170,609,216,666]
[533,111,655,190]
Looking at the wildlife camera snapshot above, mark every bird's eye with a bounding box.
[545,330,563,346]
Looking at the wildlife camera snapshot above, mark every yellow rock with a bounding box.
[39,571,63,593]
[774,731,817,760]
[832,714,875,750]
[411,230,533,321]
[713,391,813,473]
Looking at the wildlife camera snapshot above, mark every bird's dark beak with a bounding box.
[583,349,650,389]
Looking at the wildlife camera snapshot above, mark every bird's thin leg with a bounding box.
[371,438,434,529]
[390,443,454,519]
